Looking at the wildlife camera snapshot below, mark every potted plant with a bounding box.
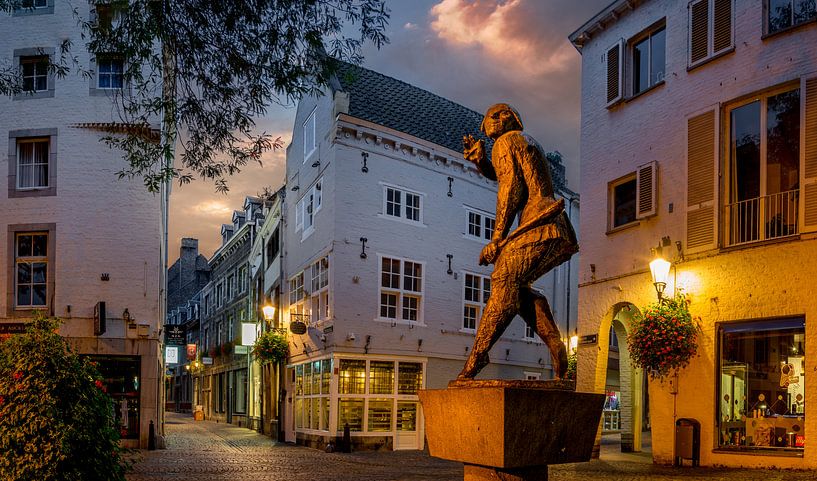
[628,296,699,379]
[253,331,288,364]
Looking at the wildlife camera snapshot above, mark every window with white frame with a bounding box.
[463,273,490,331]
[294,359,332,431]
[310,256,330,324]
[226,274,234,300]
[379,256,423,323]
[465,208,495,241]
[289,272,306,318]
[689,0,734,67]
[97,55,124,89]
[631,23,665,95]
[607,162,657,231]
[216,282,223,307]
[766,0,815,35]
[15,232,48,308]
[318,358,423,434]
[16,138,49,189]
[20,56,48,92]
[296,178,323,235]
[303,108,316,162]
[383,186,423,223]
[238,265,247,293]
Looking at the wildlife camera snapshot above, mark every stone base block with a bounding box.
[419,380,604,469]
[464,464,548,481]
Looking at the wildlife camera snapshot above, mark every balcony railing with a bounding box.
[724,189,799,247]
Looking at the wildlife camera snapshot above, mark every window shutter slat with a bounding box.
[606,40,623,106]
[687,110,717,252]
[690,0,709,64]
[636,161,657,219]
[713,0,732,53]
[802,77,817,233]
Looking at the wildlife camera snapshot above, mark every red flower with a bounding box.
[0,395,4,406]
[12,371,22,381]
[95,380,104,390]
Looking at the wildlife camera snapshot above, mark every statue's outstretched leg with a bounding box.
[458,275,517,380]
[519,287,568,379]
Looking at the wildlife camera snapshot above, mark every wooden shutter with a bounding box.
[690,0,709,65]
[687,110,717,252]
[606,40,623,107]
[713,0,732,54]
[802,76,817,233]
[636,161,658,219]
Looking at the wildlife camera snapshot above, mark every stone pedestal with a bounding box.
[419,380,604,481]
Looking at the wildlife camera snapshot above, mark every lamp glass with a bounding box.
[262,305,275,320]
[649,257,671,285]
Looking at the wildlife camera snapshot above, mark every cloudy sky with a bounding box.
[167,0,610,261]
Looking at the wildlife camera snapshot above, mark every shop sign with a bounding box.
[202,357,213,365]
[164,325,185,346]
[234,345,249,355]
[0,323,26,335]
[579,334,598,346]
[165,346,179,364]
[241,322,257,346]
[186,343,197,361]
[290,320,307,335]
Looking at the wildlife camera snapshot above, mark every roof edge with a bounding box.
[568,0,645,52]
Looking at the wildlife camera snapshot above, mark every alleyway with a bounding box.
[128,413,817,481]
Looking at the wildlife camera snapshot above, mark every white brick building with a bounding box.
[281,62,580,450]
[1,1,166,448]
[570,0,817,468]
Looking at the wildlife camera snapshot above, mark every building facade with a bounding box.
[248,189,285,437]
[0,1,167,448]
[280,62,581,450]
[197,197,264,426]
[165,238,209,413]
[571,0,817,467]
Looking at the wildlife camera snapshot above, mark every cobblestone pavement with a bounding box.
[128,413,817,480]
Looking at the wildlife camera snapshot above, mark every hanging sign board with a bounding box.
[241,323,257,346]
[186,343,197,361]
[165,346,179,364]
[164,325,185,345]
[202,357,213,365]
[234,345,249,355]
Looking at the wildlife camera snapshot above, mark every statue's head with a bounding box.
[480,103,523,139]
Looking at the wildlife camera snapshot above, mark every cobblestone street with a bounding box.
[128,413,817,481]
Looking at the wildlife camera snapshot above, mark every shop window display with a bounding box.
[718,318,805,450]
[88,355,141,439]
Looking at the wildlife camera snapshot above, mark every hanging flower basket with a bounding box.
[628,296,698,379]
[253,331,288,364]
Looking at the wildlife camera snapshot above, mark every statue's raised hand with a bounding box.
[463,135,485,165]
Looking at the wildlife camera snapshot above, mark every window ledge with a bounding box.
[625,80,665,104]
[762,18,817,41]
[687,46,736,73]
[605,221,640,236]
[712,448,804,457]
[458,328,476,335]
[374,318,426,328]
[376,213,426,228]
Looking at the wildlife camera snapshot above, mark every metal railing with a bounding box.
[724,189,799,247]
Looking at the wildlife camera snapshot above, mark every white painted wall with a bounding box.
[574,0,817,467]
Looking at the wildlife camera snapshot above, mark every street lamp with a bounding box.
[649,255,671,301]
[262,304,275,322]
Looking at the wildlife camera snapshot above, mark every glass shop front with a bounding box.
[718,318,805,452]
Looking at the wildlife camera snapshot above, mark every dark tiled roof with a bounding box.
[333,62,491,154]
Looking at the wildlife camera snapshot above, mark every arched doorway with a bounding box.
[601,303,650,457]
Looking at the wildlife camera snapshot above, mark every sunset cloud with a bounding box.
[429,0,574,75]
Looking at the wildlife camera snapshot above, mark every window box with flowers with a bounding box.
[628,296,699,379]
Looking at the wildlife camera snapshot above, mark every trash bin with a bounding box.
[194,405,204,421]
[675,418,700,467]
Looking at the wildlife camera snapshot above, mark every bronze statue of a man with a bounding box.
[458,103,577,380]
